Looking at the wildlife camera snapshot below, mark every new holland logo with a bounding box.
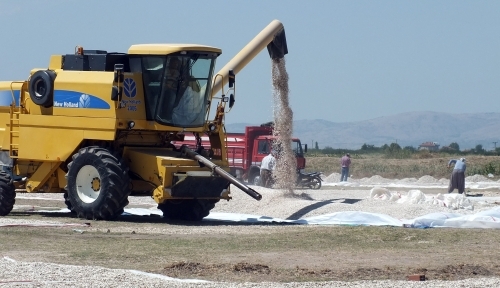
[79,94,91,108]
[124,78,137,98]
[53,90,110,109]
[54,94,90,108]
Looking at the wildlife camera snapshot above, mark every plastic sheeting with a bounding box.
[411,207,500,229]
[122,207,500,229]
[7,201,500,229]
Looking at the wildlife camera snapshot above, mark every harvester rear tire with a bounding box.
[158,199,218,221]
[65,147,131,220]
[29,70,56,108]
[0,170,15,216]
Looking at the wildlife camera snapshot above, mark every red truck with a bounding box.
[175,125,307,185]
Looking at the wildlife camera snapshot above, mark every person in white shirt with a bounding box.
[447,157,467,194]
[260,150,276,188]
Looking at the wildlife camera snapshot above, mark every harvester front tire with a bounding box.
[63,191,75,214]
[158,199,218,221]
[0,170,15,216]
[29,70,56,108]
[65,147,130,220]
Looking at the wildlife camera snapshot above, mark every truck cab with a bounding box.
[252,135,305,168]
[220,125,307,185]
[242,134,305,185]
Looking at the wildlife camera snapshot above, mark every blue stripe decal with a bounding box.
[0,90,20,106]
[53,90,110,109]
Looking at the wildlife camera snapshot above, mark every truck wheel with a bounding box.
[65,147,130,220]
[253,176,261,186]
[247,167,260,185]
[309,177,322,190]
[158,199,218,221]
[0,171,15,216]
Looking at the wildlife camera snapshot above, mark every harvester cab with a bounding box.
[0,20,288,221]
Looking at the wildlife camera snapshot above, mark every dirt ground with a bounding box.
[2,188,500,283]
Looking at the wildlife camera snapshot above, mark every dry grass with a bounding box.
[306,154,500,180]
[1,212,500,282]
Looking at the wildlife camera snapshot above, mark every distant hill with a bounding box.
[224,112,500,150]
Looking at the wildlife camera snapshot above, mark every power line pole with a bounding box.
[493,141,497,150]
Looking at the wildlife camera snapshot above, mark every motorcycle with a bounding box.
[252,170,323,189]
[296,169,322,189]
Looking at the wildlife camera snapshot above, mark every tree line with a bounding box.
[306,141,500,158]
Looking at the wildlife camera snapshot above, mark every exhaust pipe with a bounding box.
[211,19,288,97]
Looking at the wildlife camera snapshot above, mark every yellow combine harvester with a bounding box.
[0,20,288,221]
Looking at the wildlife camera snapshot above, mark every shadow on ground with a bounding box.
[285,198,362,220]
[7,211,300,227]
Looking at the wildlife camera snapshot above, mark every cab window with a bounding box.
[257,140,271,154]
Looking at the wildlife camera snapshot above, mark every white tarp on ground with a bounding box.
[411,207,500,229]
[3,207,500,229]
[205,209,500,229]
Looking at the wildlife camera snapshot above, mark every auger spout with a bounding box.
[181,146,263,201]
[211,19,288,97]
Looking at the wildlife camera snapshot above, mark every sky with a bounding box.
[0,0,499,125]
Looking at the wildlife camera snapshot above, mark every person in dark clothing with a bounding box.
[447,158,466,194]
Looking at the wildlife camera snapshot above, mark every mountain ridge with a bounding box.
[224,111,500,150]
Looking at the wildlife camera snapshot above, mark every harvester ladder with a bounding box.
[9,81,25,158]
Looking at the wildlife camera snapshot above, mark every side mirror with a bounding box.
[111,86,119,101]
[304,144,308,153]
[111,86,123,101]
[229,94,235,108]
[228,69,235,88]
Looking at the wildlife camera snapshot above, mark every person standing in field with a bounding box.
[260,150,276,188]
[340,153,351,182]
[447,157,466,194]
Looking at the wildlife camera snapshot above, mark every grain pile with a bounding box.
[2,255,499,288]
[271,58,296,194]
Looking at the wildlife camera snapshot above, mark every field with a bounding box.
[1,154,500,285]
[306,154,500,180]
[2,211,500,283]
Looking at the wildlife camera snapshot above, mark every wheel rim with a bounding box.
[311,178,321,189]
[253,176,261,186]
[76,165,101,203]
